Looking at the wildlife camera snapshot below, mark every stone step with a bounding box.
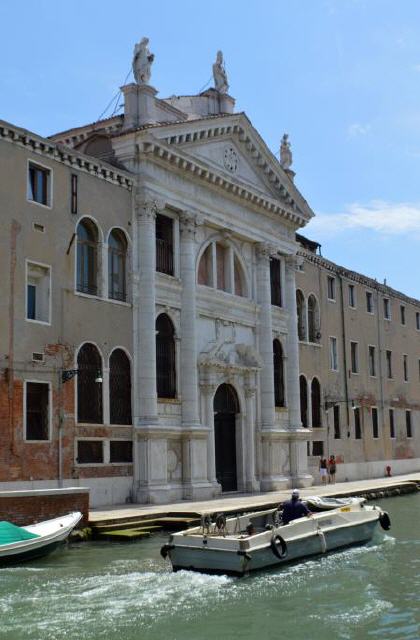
[96,529,152,541]
[91,516,199,533]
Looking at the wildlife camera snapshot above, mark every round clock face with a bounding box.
[223,146,238,173]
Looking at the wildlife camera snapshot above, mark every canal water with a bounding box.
[0,493,419,640]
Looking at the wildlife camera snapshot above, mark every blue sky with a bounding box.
[2,1,420,297]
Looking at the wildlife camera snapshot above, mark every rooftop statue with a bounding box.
[213,50,229,94]
[133,37,154,85]
[280,133,293,170]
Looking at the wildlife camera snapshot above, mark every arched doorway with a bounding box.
[214,384,239,492]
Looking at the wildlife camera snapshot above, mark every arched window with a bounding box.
[311,377,321,428]
[198,244,213,286]
[296,290,306,341]
[156,314,176,398]
[77,219,98,295]
[77,343,103,423]
[308,295,320,343]
[108,229,127,301]
[234,256,246,297]
[273,340,285,407]
[300,374,308,428]
[197,241,247,297]
[109,349,132,425]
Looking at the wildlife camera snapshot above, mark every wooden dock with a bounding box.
[86,473,420,538]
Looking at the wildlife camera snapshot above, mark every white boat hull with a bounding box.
[0,512,82,565]
[164,503,389,576]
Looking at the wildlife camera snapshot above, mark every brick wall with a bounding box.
[0,489,89,526]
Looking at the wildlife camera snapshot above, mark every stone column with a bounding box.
[179,212,200,428]
[285,255,302,429]
[136,197,159,425]
[285,254,312,487]
[256,243,275,430]
[244,383,259,492]
[201,382,218,487]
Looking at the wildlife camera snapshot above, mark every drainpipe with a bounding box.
[338,275,350,430]
[375,286,386,454]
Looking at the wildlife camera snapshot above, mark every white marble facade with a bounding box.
[101,50,314,503]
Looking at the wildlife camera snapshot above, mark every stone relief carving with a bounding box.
[199,321,262,371]
[133,37,154,85]
[280,133,293,170]
[213,50,229,94]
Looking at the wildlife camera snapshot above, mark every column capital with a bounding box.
[285,253,304,271]
[179,210,203,237]
[135,195,166,220]
[244,386,257,398]
[255,241,279,262]
[199,382,217,395]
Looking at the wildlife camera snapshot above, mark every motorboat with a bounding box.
[304,495,366,511]
[161,500,390,576]
[0,512,82,565]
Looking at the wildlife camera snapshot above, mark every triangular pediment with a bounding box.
[148,113,314,223]
[178,138,271,193]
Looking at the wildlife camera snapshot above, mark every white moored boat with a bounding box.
[161,500,390,576]
[0,512,82,565]
[304,496,366,511]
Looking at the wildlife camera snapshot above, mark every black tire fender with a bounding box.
[160,543,174,559]
[270,534,288,560]
[379,512,391,531]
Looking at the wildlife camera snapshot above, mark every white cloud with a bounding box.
[347,122,371,137]
[308,200,420,236]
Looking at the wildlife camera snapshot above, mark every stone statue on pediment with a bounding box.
[280,133,293,170]
[133,37,154,85]
[213,50,229,94]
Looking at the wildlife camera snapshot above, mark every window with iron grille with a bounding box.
[77,343,103,423]
[311,378,322,427]
[273,340,285,407]
[327,276,336,301]
[156,214,174,275]
[156,314,176,398]
[270,258,282,307]
[109,349,132,424]
[354,407,362,439]
[28,163,50,206]
[25,382,49,440]
[333,405,341,438]
[389,409,395,438]
[372,407,379,438]
[348,284,356,308]
[406,410,412,438]
[110,440,133,463]
[108,229,127,301]
[312,441,324,456]
[71,174,78,214]
[308,295,320,343]
[296,290,306,341]
[300,375,308,428]
[77,219,98,295]
[77,440,103,464]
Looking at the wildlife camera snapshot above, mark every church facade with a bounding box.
[0,42,418,506]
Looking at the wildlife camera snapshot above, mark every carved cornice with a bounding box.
[0,120,132,190]
[137,137,310,227]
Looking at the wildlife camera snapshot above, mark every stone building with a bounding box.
[0,42,418,506]
[296,235,420,481]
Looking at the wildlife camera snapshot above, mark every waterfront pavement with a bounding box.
[89,472,420,523]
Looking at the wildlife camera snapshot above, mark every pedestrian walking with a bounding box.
[328,455,337,484]
[319,457,328,485]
